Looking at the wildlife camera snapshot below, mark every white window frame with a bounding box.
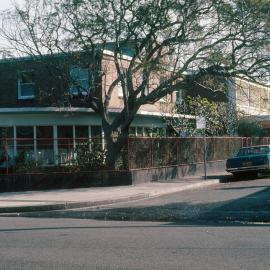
[70,66,89,96]
[18,71,35,100]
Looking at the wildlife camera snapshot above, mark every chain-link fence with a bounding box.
[128,137,268,169]
[0,136,270,174]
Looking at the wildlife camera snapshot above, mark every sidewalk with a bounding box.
[0,175,226,213]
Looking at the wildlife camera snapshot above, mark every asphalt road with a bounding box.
[0,217,270,270]
[17,177,270,224]
[2,179,270,269]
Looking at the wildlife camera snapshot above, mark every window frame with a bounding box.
[70,66,90,96]
[17,70,35,100]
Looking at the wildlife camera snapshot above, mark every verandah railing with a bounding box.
[0,136,269,174]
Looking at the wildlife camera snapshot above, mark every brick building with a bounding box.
[0,50,168,166]
[227,77,270,135]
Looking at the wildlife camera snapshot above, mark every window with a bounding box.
[137,127,144,136]
[36,126,54,165]
[57,126,73,164]
[129,127,136,136]
[0,127,13,139]
[70,66,89,96]
[0,127,14,162]
[18,71,35,99]
[75,126,89,139]
[16,126,34,161]
[91,125,102,138]
[75,126,89,145]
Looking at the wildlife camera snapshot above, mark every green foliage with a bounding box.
[177,96,233,136]
[237,118,267,137]
[14,159,43,173]
[2,0,270,168]
[74,142,107,170]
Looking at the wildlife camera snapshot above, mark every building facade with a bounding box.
[228,77,270,135]
[0,51,168,166]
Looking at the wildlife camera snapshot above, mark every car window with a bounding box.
[237,147,270,156]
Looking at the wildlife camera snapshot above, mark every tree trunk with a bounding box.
[104,133,129,170]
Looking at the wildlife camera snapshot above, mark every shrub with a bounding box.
[237,118,266,137]
[73,142,107,170]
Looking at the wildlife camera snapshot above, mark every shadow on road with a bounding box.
[218,185,270,190]
[9,183,270,225]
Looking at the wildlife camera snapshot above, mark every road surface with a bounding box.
[0,217,270,270]
[18,177,270,224]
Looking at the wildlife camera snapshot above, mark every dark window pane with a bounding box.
[37,126,53,147]
[57,126,74,164]
[20,72,34,83]
[19,71,35,98]
[91,126,102,137]
[75,126,88,138]
[137,127,144,136]
[0,127,14,163]
[36,126,54,164]
[17,126,33,139]
[70,67,89,94]
[75,126,89,145]
[57,126,73,138]
[16,126,34,161]
[0,127,13,139]
[37,126,53,139]
[57,126,73,150]
[129,127,136,136]
[21,84,35,96]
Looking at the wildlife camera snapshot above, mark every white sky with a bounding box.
[0,0,24,51]
[0,0,23,11]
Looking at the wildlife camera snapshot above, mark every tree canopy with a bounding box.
[0,0,269,167]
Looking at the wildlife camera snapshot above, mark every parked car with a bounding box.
[226,145,270,177]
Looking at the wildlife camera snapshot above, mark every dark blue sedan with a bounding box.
[226,145,270,177]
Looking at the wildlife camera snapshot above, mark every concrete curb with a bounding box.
[0,194,150,214]
[0,179,219,214]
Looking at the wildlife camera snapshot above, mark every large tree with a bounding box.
[0,0,270,168]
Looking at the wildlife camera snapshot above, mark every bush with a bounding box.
[237,118,266,137]
[73,142,107,170]
[14,159,43,173]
